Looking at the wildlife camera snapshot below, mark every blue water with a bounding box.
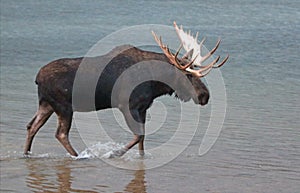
[1,0,300,192]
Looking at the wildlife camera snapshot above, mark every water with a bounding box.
[1,0,300,192]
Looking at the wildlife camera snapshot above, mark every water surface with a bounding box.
[1,0,300,192]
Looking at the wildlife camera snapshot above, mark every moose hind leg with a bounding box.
[55,112,78,156]
[24,102,54,155]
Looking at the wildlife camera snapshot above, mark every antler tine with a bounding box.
[174,44,197,70]
[199,38,221,63]
[152,31,172,58]
[199,53,229,69]
[199,56,220,73]
[152,30,191,70]
[212,54,229,68]
[164,43,184,69]
[174,44,182,59]
[199,37,206,57]
[152,31,164,49]
[186,56,220,77]
[195,32,199,40]
[182,55,198,70]
[198,67,213,78]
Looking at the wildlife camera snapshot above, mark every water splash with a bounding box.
[76,142,152,160]
[0,151,60,161]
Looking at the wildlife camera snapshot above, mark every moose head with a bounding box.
[151,22,229,105]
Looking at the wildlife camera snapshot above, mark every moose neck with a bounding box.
[120,47,180,100]
[140,50,178,99]
[151,81,174,99]
[139,50,177,98]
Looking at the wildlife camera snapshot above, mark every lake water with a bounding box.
[1,0,300,192]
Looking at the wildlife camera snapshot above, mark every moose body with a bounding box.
[24,45,210,157]
[25,23,228,157]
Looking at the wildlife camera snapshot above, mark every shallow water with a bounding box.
[1,0,300,192]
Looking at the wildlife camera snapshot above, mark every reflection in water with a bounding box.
[25,158,147,193]
[26,159,55,192]
[25,159,98,193]
[123,162,146,193]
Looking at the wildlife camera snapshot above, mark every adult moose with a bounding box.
[24,22,229,157]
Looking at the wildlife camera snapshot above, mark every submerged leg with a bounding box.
[110,108,146,158]
[110,134,144,158]
[126,134,145,156]
[24,102,54,155]
[55,111,78,156]
[126,134,145,151]
[138,135,145,156]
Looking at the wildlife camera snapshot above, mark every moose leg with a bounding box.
[130,109,146,156]
[110,108,146,157]
[125,134,145,150]
[55,111,78,157]
[125,134,145,156]
[24,102,54,155]
[138,135,145,156]
[109,134,145,158]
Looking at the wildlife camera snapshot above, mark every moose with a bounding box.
[24,22,228,157]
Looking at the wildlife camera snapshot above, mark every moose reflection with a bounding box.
[26,159,146,192]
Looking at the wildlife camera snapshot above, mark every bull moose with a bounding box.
[24,22,228,157]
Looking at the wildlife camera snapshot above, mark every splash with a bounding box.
[0,151,60,161]
[76,142,152,160]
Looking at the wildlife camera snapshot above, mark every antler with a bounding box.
[152,31,194,70]
[173,21,229,69]
[152,31,223,78]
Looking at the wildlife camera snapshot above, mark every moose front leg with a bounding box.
[125,134,145,154]
[138,135,145,156]
[110,108,146,158]
[110,134,144,158]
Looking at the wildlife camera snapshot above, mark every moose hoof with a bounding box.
[139,150,145,157]
[112,148,127,157]
[107,148,127,158]
[23,151,32,158]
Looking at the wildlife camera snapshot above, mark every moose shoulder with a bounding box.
[24,23,228,158]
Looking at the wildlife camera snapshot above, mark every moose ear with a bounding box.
[182,49,194,60]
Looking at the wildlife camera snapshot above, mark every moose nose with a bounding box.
[199,93,209,106]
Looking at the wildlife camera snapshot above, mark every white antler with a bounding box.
[173,22,201,64]
[173,21,223,67]
[152,31,227,78]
